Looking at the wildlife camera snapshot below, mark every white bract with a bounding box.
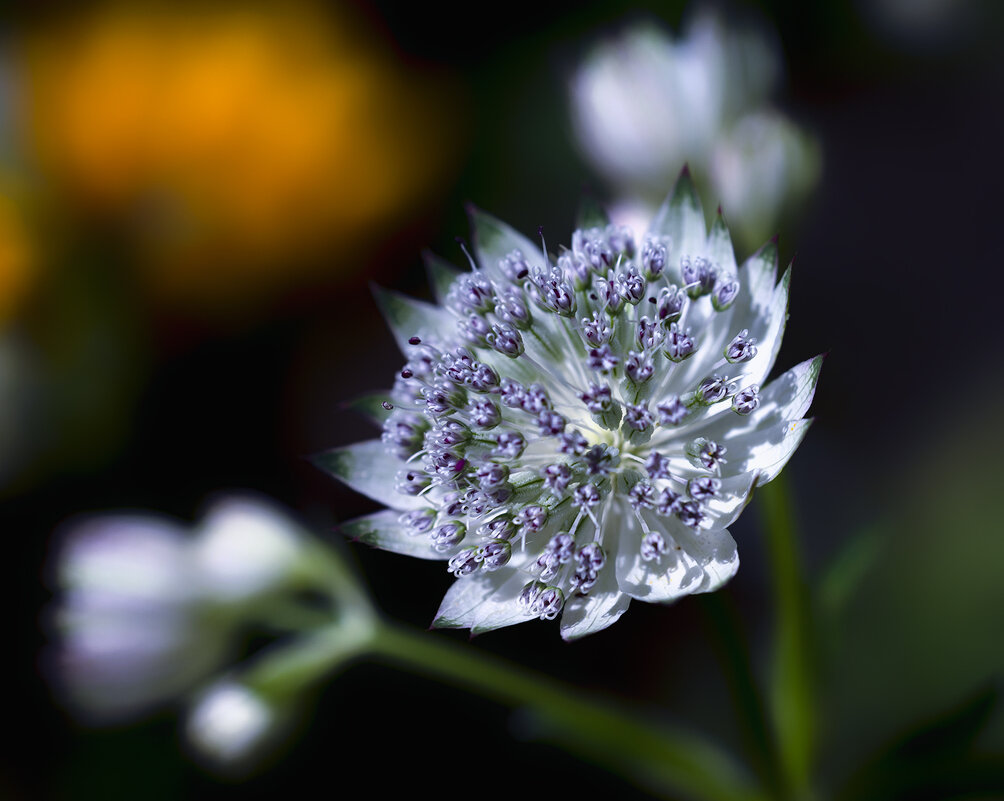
[323,173,821,640]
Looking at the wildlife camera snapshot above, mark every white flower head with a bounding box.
[323,172,821,640]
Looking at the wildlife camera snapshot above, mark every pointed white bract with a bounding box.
[324,173,821,639]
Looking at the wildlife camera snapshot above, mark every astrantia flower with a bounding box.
[322,172,821,640]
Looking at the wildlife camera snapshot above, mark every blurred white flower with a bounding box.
[193,498,306,603]
[50,495,362,721]
[571,12,818,248]
[55,515,228,720]
[709,111,819,249]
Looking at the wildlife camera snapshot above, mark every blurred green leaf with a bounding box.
[834,687,1003,801]
[825,395,1004,765]
[817,524,885,623]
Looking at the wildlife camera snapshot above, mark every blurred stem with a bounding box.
[760,474,816,801]
[697,593,783,795]
[369,621,769,801]
[242,611,377,699]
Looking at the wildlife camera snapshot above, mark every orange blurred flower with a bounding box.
[0,179,36,324]
[17,2,460,314]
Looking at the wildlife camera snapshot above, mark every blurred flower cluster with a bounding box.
[571,11,820,249]
[49,496,377,770]
[12,1,460,315]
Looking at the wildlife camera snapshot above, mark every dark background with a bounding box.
[5,0,1004,798]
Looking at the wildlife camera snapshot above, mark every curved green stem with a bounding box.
[369,622,769,801]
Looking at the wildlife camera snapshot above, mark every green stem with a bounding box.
[760,474,816,801]
[369,621,769,801]
[697,593,784,795]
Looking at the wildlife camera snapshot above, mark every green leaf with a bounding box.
[835,687,1001,801]
[818,523,884,625]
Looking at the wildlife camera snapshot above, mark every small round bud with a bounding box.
[493,431,526,460]
[478,516,515,541]
[518,581,565,620]
[696,375,733,405]
[641,237,667,280]
[712,277,740,311]
[628,481,655,509]
[514,505,547,532]
[486,322,525,358]
[481,540,512,570]
[624,403,653,432]
[448,548,481,577]
[641,531,668,561]
[400,508,436,535]
[656,285,685,323]
[431,521,466,552]
[681,255,716,298]
[469,398,501,429]
[688,476,721,500]
[572,483,602,508]
[542,463,573,496]
[725,330,758,364]
[656,488,682,516]
[733,386,761,415]
[645,451,671,480]
[656,395,688,426]
[677,500,705,529]
[686,438,728,470]
[664,324,696,362]
[498,249,530,283]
